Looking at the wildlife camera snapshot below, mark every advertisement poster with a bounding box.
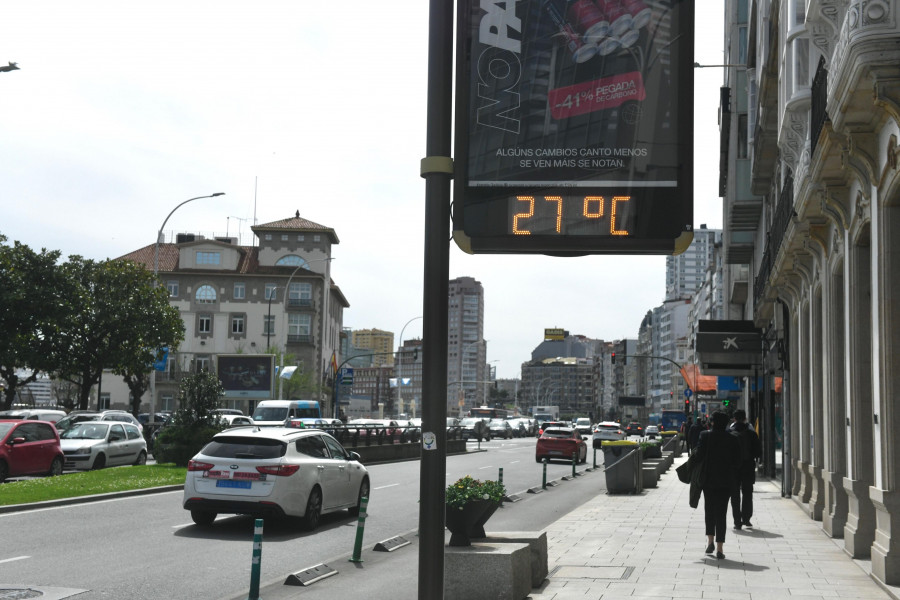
[216,354,275,399]
[453,0,694,255]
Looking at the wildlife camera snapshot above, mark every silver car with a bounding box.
[182,427,370,530]
[59,422,148,470]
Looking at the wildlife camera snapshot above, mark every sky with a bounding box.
[1,1,725,380]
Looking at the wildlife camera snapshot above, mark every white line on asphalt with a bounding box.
[0,556,30,564]
[509,460,520,464]
[478,465,493,470]
[374,483,399,490]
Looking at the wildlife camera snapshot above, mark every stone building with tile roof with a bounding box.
[113,211,348,416]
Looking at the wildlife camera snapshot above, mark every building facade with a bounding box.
[447,276,486,414]
[116,212,348,416]
[720,0,900,585]
[350,329,395,366]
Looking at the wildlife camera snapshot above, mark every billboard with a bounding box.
[216,354,275,399]
[453,0,694,255]
[544,327,567,340]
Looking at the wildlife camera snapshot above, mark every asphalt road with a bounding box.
[0,436,608,600]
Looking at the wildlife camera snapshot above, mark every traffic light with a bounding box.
[684,398,690,415]
[723,398,731,408]
[611,352,616,364]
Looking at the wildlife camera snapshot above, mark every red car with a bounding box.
[0,419,65,482]
[535,426,587,464]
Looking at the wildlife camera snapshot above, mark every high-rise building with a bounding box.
[447,276,485,415]
[665,225,722,300]
[350,329,395,366]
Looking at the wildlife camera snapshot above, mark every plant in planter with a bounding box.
[445,475,507,546]
[640,440,663,458]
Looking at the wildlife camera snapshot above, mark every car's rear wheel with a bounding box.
[349,477,370,516]
[134,450,147,466]
[302,487,322,531]
[92,454,106,470]
[191,510,217,526]
[47,457,63,476]
[0,460,8,483]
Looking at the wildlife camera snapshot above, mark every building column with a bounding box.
[807,283,826,521]
[871,174,900,585]
[797,291,813,505]
[843,219,876,558]
[823,241,848,537]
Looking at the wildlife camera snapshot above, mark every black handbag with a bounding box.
[676,460,691,483]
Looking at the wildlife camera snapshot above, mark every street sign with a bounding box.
[340,367,354,386]
[452,0,695,256]
[684,388,692,398]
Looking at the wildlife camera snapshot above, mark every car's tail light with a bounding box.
[188,460,214,472]
[256,464,300,477]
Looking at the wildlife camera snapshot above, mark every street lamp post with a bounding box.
[397,316,423,416]
[150,193,224,422]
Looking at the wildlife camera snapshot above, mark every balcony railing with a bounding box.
[287,334,313,344]
[287,298,313,309]
[754,174,795,306]
[810,56,829,156]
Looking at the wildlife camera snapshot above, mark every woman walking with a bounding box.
[694,410,741,559]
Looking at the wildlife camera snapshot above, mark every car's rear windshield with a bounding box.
[542,429,573,438]
[201,436,286,459]
[599,425,620,431]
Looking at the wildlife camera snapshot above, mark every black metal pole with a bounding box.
[419,0,453,594]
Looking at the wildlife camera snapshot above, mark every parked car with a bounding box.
[459,418,490,441]
[487,419,513,439]
[138,412,172,426]
[535,426,587,463]
[644,425,660,439]
[624,422,643,436]
[592,421,626,447]
[0,409,67,423]
[506,417,532,437]
[55,410,144,434]
[182,427,370,530]
[59,422,147,470]
[213,408,244,416]
[218,414,256,428]
[0,419,64,482]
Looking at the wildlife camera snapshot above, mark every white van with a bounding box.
[251,400,321,427]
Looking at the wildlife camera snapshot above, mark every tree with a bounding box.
[0,235,67,410]
[154,371,225,466]
[51,257,184,410]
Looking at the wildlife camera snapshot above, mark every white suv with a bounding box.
[592,421,626,448]
[183,427,370,530]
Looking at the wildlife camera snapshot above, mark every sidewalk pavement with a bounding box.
[260,454,900,600]
[531,456,900,600]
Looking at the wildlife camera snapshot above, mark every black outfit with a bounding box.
[688,421,704,454]
[729,421,762,526]
[694,428,741,543]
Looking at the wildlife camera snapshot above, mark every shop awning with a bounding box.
[695,320,764,376]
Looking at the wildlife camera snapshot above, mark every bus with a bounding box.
[659,410,687,433]
[468,406,511,420]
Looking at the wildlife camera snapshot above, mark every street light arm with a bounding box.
[153,193,225,274]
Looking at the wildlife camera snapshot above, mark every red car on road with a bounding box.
[0,419,64,482]
[535,426,587,464]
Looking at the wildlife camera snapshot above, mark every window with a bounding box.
[276,255,306,267]
[313,235,321,242]
[289,282,312,303]
[264,315,275,335]
[296,435,328,458]
[196,356,210,372]
[99,393,111,410]
[289,313,311,335]
[231,315,244,334]
[281,234,288,241]
[265,234,272,241]
[196,251,221,265]
[234,282,245,299]
[161,394,175,411]
[297,235,305,242]
[199,314,212,334]
[265,283,278,300]
[166,281,179,297]
[196,285,217,304]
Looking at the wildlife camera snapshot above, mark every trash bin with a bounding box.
[602,440,640,494]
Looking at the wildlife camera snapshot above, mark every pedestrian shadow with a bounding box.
[700,557,769,571]
[732,528,783,539]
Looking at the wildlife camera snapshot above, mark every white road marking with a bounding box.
[0,556,30,564]
[0,490,182,518]
[478,465,493,470]
[373,483,399,490]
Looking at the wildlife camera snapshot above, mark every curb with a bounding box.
[0,484,184,514]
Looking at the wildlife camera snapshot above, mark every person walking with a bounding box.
[688,417,705,455]
[729,409,762,529]
[693,410,741,559]
[680,417,692,451]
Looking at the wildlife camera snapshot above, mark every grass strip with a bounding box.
[0,464,186,506]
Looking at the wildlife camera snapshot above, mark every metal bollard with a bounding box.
[247,518,263,600]
[572,452,577,477]
[593,447,597,469]
[349,496,369,562]
[542,458,548,489]
[498,467,503,487]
